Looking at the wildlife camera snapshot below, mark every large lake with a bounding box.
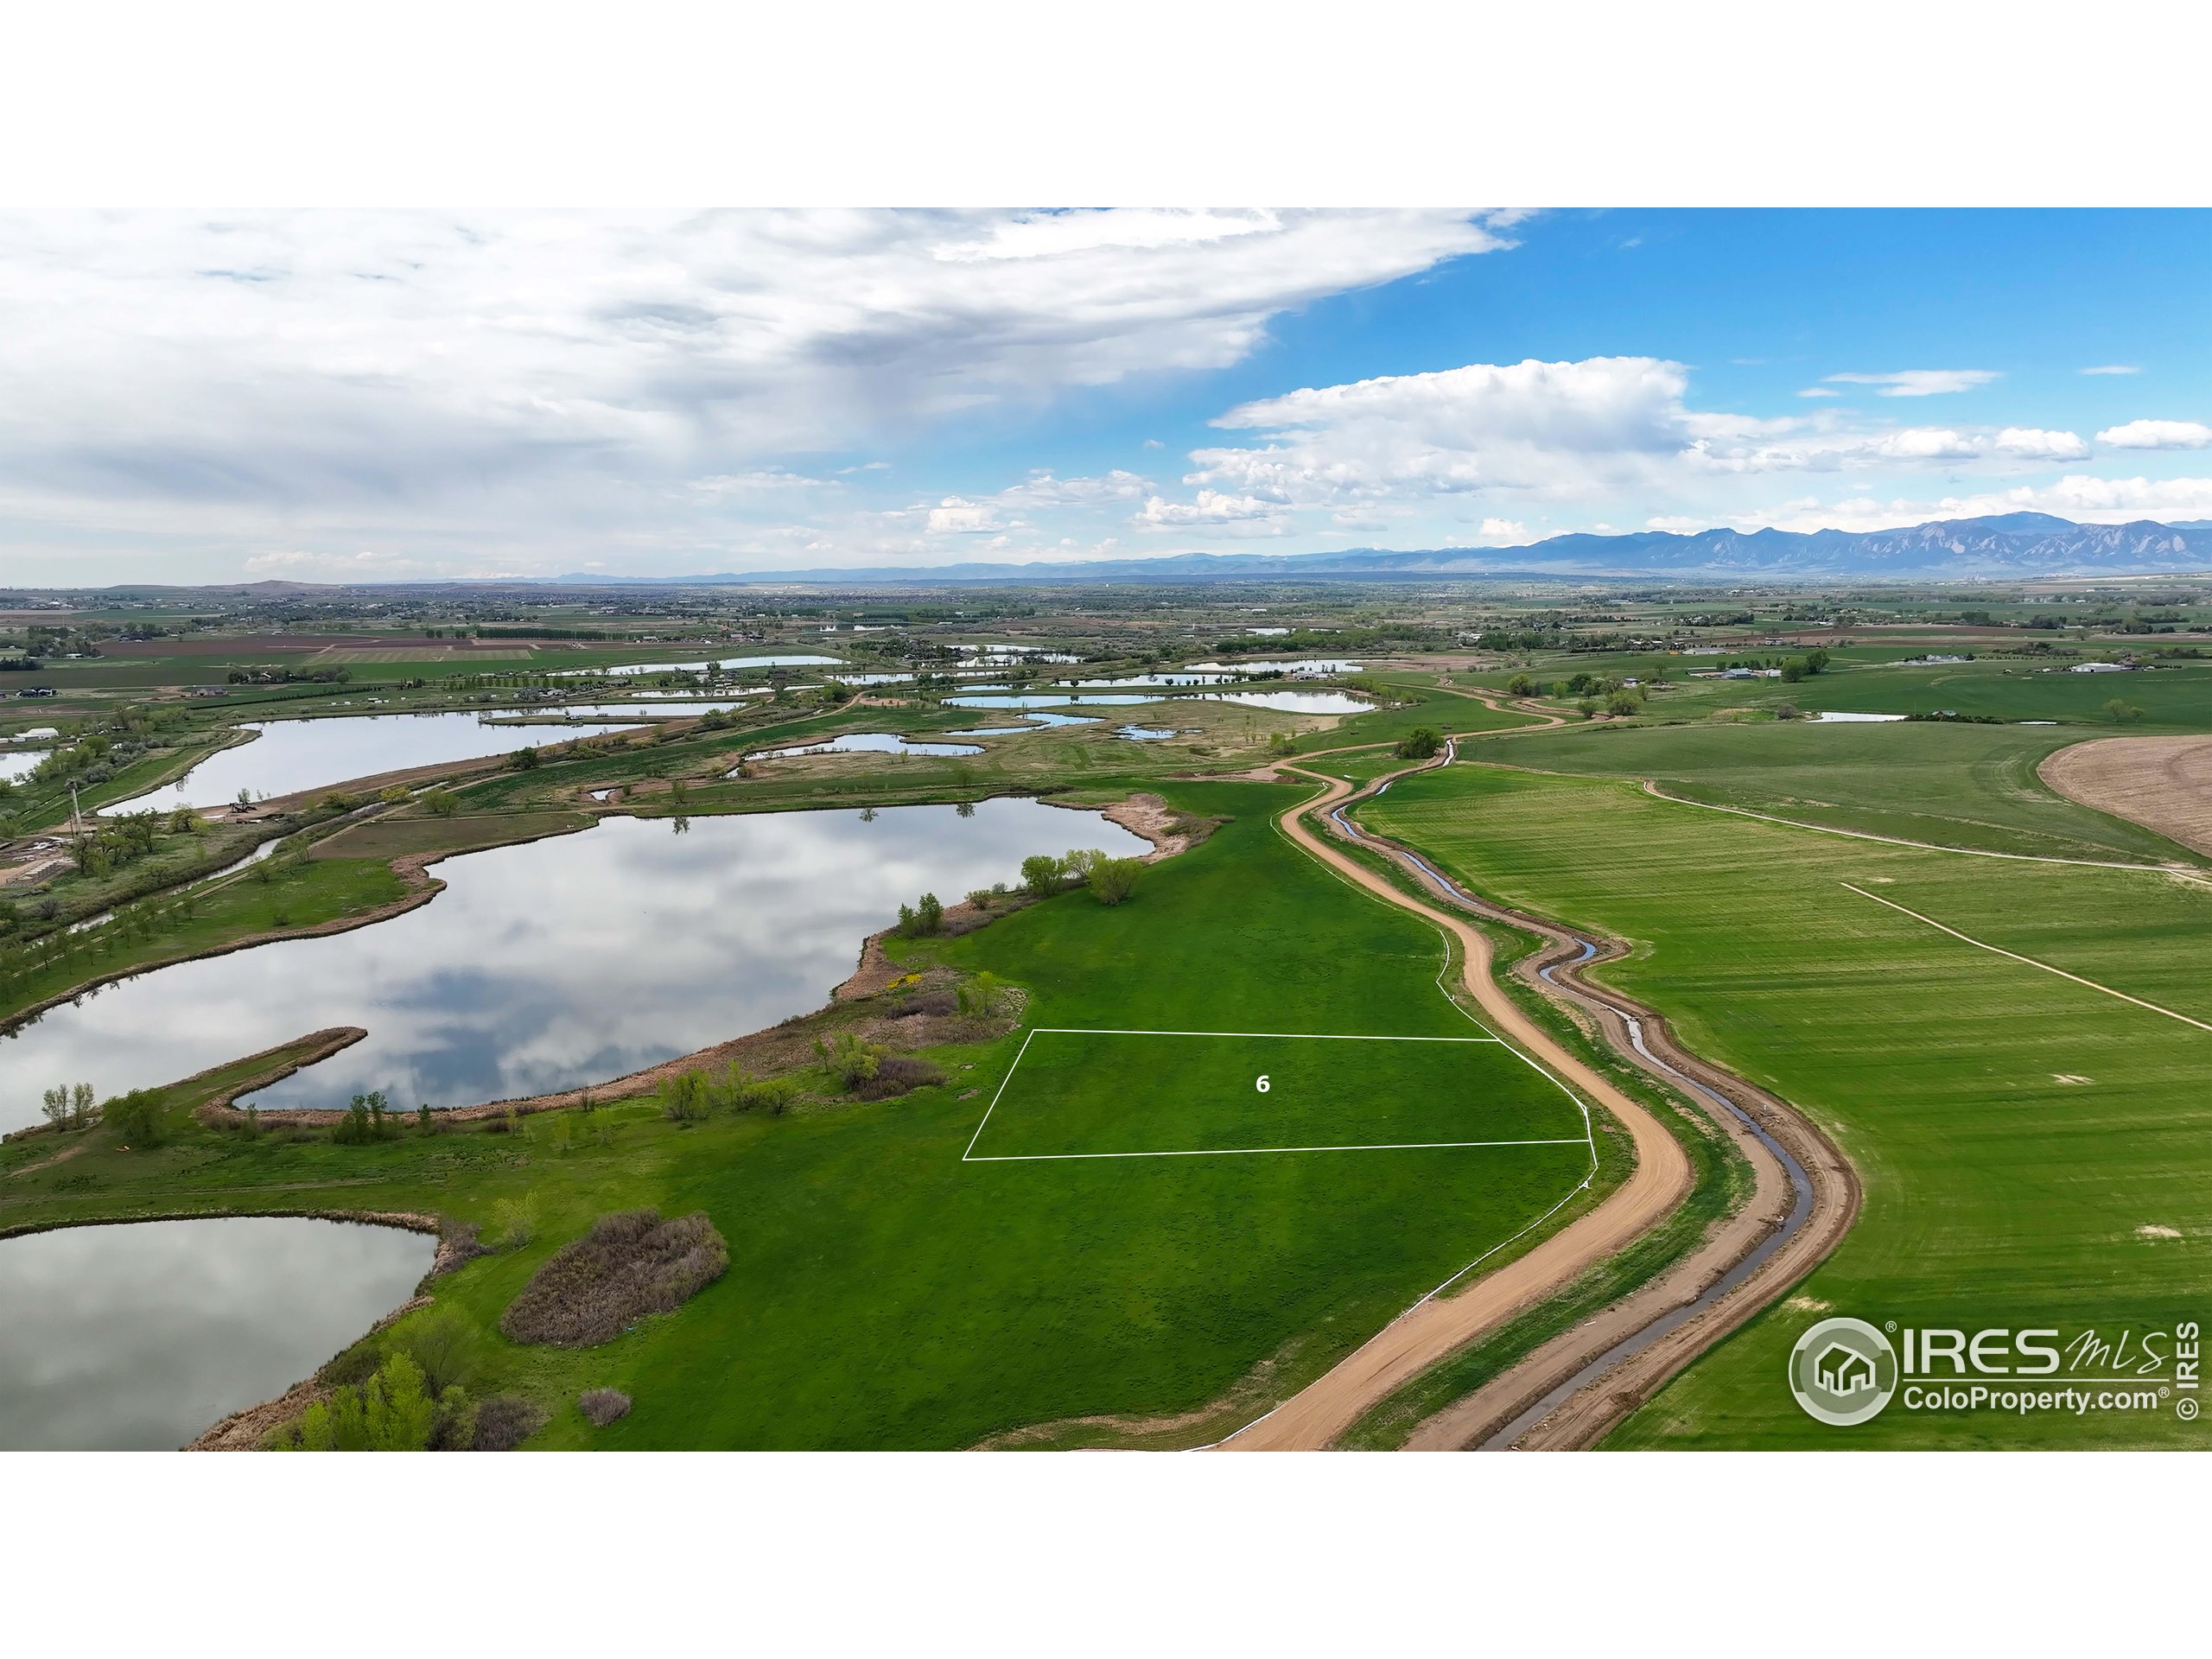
[109,711,647,813]
[0,798,1147,1129]
[0,1216,434,1450]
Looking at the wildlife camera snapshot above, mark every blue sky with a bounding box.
[3,208,2208,583]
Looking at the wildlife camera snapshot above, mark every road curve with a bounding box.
[1216,752,1693,1450]
[1221,743,1856,1451]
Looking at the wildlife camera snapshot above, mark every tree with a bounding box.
[814,1031,883,1090]
[897,892,945,937]
[1020,853,1068,897]
[107,1090,162,1145]
[1604,690,1643,717]
[40,1084,69,1129]
[1394,728,1442,760]
[1087,857,1141,906]
[509,746,542,771]
[423,789,460,818]
[2104,698,2145,723]
[1576,698,1599,720]
[1505,673,1537,697]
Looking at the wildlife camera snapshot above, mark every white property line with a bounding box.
[1646,779,2212,886]
[961,1026,1588,1164]
[1840,881,2212,1034]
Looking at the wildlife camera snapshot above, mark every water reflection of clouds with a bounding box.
[0,1217,431,1450]
[0,800,1147,1127]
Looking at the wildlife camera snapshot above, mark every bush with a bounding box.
[1775,702,1802,721]
[895,891,944,937]
[659,1071,711,1122]
[1087,856,1141,906]
[1393,727,1443,760]
[423,788,460,818]
[499,1210,729,1348]
[469,1395,547,1451]
[105,1089,162,1146]
[815,1030,884,1090]
[509,747,543,771]
[271,1351,437,1452]
[886,988,957,1019]
[1020,853,1068,897]
[1505,672,1537,697]
[578,1388,632,1427]
[1604,690,1642,717]
[402,1305,480,1398]
[854,1055,946,1101]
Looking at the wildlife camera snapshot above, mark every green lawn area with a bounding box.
[2,782,1596,1450]
[968,1028,1586,1159]
[1363,763,2212,1448]
[1484,719,2201,863]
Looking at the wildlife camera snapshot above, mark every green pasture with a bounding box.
[1483,719,2200,864]
[967,1028,1586,1160]
[1363,763,2212,1448]
[2,783,1595,1449]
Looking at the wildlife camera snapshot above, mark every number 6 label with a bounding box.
[1255,1075,1271,1093]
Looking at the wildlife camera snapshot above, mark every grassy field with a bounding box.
[1483,719,2201,863]
[1,782,1597,1449]
[968,1028,1586,1160]
[1363,762,2212,1447]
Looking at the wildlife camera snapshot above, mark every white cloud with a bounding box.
[1796,386,1842,398]
[1478,518,1528,539]
[1136,490,1281,527]
[998,469,1153,507]
[1714,475,2212,534]
[1993,427,2090,461]
[0,207,1507,575]
[2095,419,2212,451]
[2080,365,2141,375]
[925,496,1000,533]
[1823,369,2002,397]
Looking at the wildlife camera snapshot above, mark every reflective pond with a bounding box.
[750,732,985,759]
[1186,690,1374,715]
[0,749,49,784]
[0,799,1147,1129]
[0,1217,434,1450]
[563,655,849,675]
[106,711,648,813]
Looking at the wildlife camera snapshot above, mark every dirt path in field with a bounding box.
[1217,755,1693,1449]
[2040,734,2212,861]
[1218,744,1854,1451]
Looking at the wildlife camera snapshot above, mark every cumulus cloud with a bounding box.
[925,496,1001,533]
[1479,518,1528,539]
[0,207,1509,573]
[1993,428,2091,461]
[1822,369,2002,397]
[1136,490,1281,527]
[2095,419,2212,450]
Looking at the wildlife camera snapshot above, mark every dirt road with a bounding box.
[1220,747,1854,1451]
[1217,759,1692,1449]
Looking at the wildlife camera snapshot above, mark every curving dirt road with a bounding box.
[1217,754,1692,1449]
[1219,742,1855,1451]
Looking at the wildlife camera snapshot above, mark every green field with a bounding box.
[967,1028,1587,1160]
[1485,719,2201,863]
[1363,760,2212,1447]
[2,782,1599,1449]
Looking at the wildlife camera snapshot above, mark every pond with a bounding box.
[946,711,1103,735]
[563,655,849,675]
[0,798,1148,1130]
[749,732,985,759]
[0,1217,434,1450]
[1185,690,1373,715]
[1810,711,1909,723]
[1180,658,1361,676]
[105,710,649,814]
[0,749,48,784]
[945,693,1160,710]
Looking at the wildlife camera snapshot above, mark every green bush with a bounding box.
[1393,728,1442,760]
[1087,857,1141,906]
[105,1089,162,1146]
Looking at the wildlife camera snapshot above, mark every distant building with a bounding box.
[2069,662,2133,673]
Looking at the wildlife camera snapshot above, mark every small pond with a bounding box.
[106,710,648,814]
[0,798,1147,1128]
[1810,711,1909,723]
[0,749,49,784]
[1185,690,1374,715]
[750,732,985,760]
[0,1217,434,1450]
[563,655,849,676]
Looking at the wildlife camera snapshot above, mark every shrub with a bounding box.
[489,1196,536,1249]
[1775,702,1802,721]
[105,1089,162,1146]
[1020,853,1068,897]
[402,1305,480,1398]
[578,1388,632,1427]
[1087,856,1141,906]
[1604,690,1642,717]
[271,1351,436,1452]
[815,1030,884,1090]
[895,891,944,937]
[469,1395,547,1451]
[886,988,957,1020]
[499,1210,729,1348]
[855,1055,945,1101]
[1393,727,1442,760]
[659,1071,711,1122]
[378,785,411,804]
[1505,672,1537,697]
[509,747,543,771]
[423,788,460,818]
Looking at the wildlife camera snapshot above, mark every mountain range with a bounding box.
[561,513,2212,586]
